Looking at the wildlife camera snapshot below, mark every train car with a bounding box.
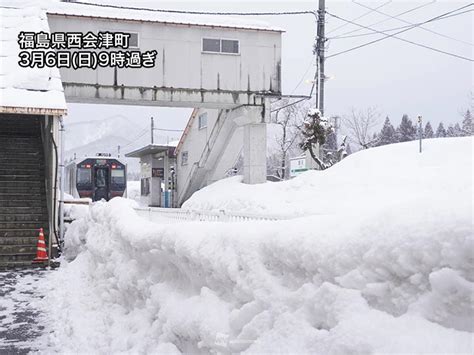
[65,154,127,201]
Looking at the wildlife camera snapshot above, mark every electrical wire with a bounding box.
[290,57,315,95]
[353,1,473,47]
[329,9,474,40]
[327,0,392,35]
[334,0,436,38]
[72,2,315,16]
[325,4,474,61]
[121,127,149,148]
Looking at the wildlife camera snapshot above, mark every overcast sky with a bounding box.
[68,0,473,134]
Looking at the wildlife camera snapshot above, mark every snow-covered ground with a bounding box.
[126,180,141,204]
[184,136,472,218]
[36,137,472,353]
[0,269,49,353]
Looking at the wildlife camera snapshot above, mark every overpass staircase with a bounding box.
[0,116,49,268]
[178,109,243,205]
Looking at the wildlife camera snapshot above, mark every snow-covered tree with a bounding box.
[321,130,338,165]
[446,124,456,137]
[453,123,463,137]
[346,142,353,155]
[299,108,333,170]
[424,121,434,138]
[377,116,397,146]
[461,109,472,136]
[436,122,447,138]
[396,114,416,142]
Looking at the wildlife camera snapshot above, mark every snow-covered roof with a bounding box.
[47,2,284,33]
[125,143,178,158]
[0,1,67,114]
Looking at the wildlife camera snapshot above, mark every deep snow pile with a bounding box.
[184,137,472,218]
[37,137,473,354]
[126,180,141,203]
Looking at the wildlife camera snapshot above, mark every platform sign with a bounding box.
[152,168,164,178]
[290,156,307,178]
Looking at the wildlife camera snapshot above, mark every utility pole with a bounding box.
[58,116,66,263]
[418,115,423,153]
[316,0,326,116]
[151,116,154,144]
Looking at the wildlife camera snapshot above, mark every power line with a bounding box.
[73,2,315,16]
[334,1,436,38]
[353,1,473,47]
[329,9,474,40]
[290,57,315,95]
[121,127,149,148]
[325,4,474,61]
[326,0,392,35]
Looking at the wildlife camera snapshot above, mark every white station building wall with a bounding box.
[47,14,282,98]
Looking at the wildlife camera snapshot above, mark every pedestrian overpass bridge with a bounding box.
[46,1,284,186]
[0,0,287,264]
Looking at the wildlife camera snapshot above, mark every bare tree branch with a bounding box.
[342,107,381,149]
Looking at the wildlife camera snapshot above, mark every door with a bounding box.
[93,167,109,201]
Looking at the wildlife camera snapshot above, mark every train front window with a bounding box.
[111,169,125,185]
[77,168,91,184]
[96,168,107,188]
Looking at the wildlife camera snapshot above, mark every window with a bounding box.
[181,151,188,166]
[95,168,107,188]
[202,38,220,52]
[77,168,91,185]
[221,39,239,54]
[128,32,139,48]
[111,169,125,185]
[202,38,239,54]
[198,113,208,130]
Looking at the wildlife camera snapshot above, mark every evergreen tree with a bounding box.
[424,121,434,138]
[346,142,353,155]
[396,114,416,142]
[436,122,447,138]
[321,131,338,165]
[371,132,379,145]
[377,116,397,146]
[446,125,455,137]
[461,110,472,136]
[453,123,463,137]
[325,131,338,151]
[300,108,333,170]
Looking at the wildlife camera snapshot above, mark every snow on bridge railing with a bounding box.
[134,207,290,223]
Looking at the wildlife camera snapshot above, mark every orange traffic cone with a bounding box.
[32,228,48,264]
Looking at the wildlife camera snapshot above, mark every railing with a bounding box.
[177,109,231,205]
[134,207,289,223]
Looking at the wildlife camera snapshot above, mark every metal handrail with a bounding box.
[178,109,227,203]
[134,206,290,223]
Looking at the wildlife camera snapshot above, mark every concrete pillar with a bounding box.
[231,103,269,185]
[163,153,169,207]
[243,123,267,184]
[151,156,164,207]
